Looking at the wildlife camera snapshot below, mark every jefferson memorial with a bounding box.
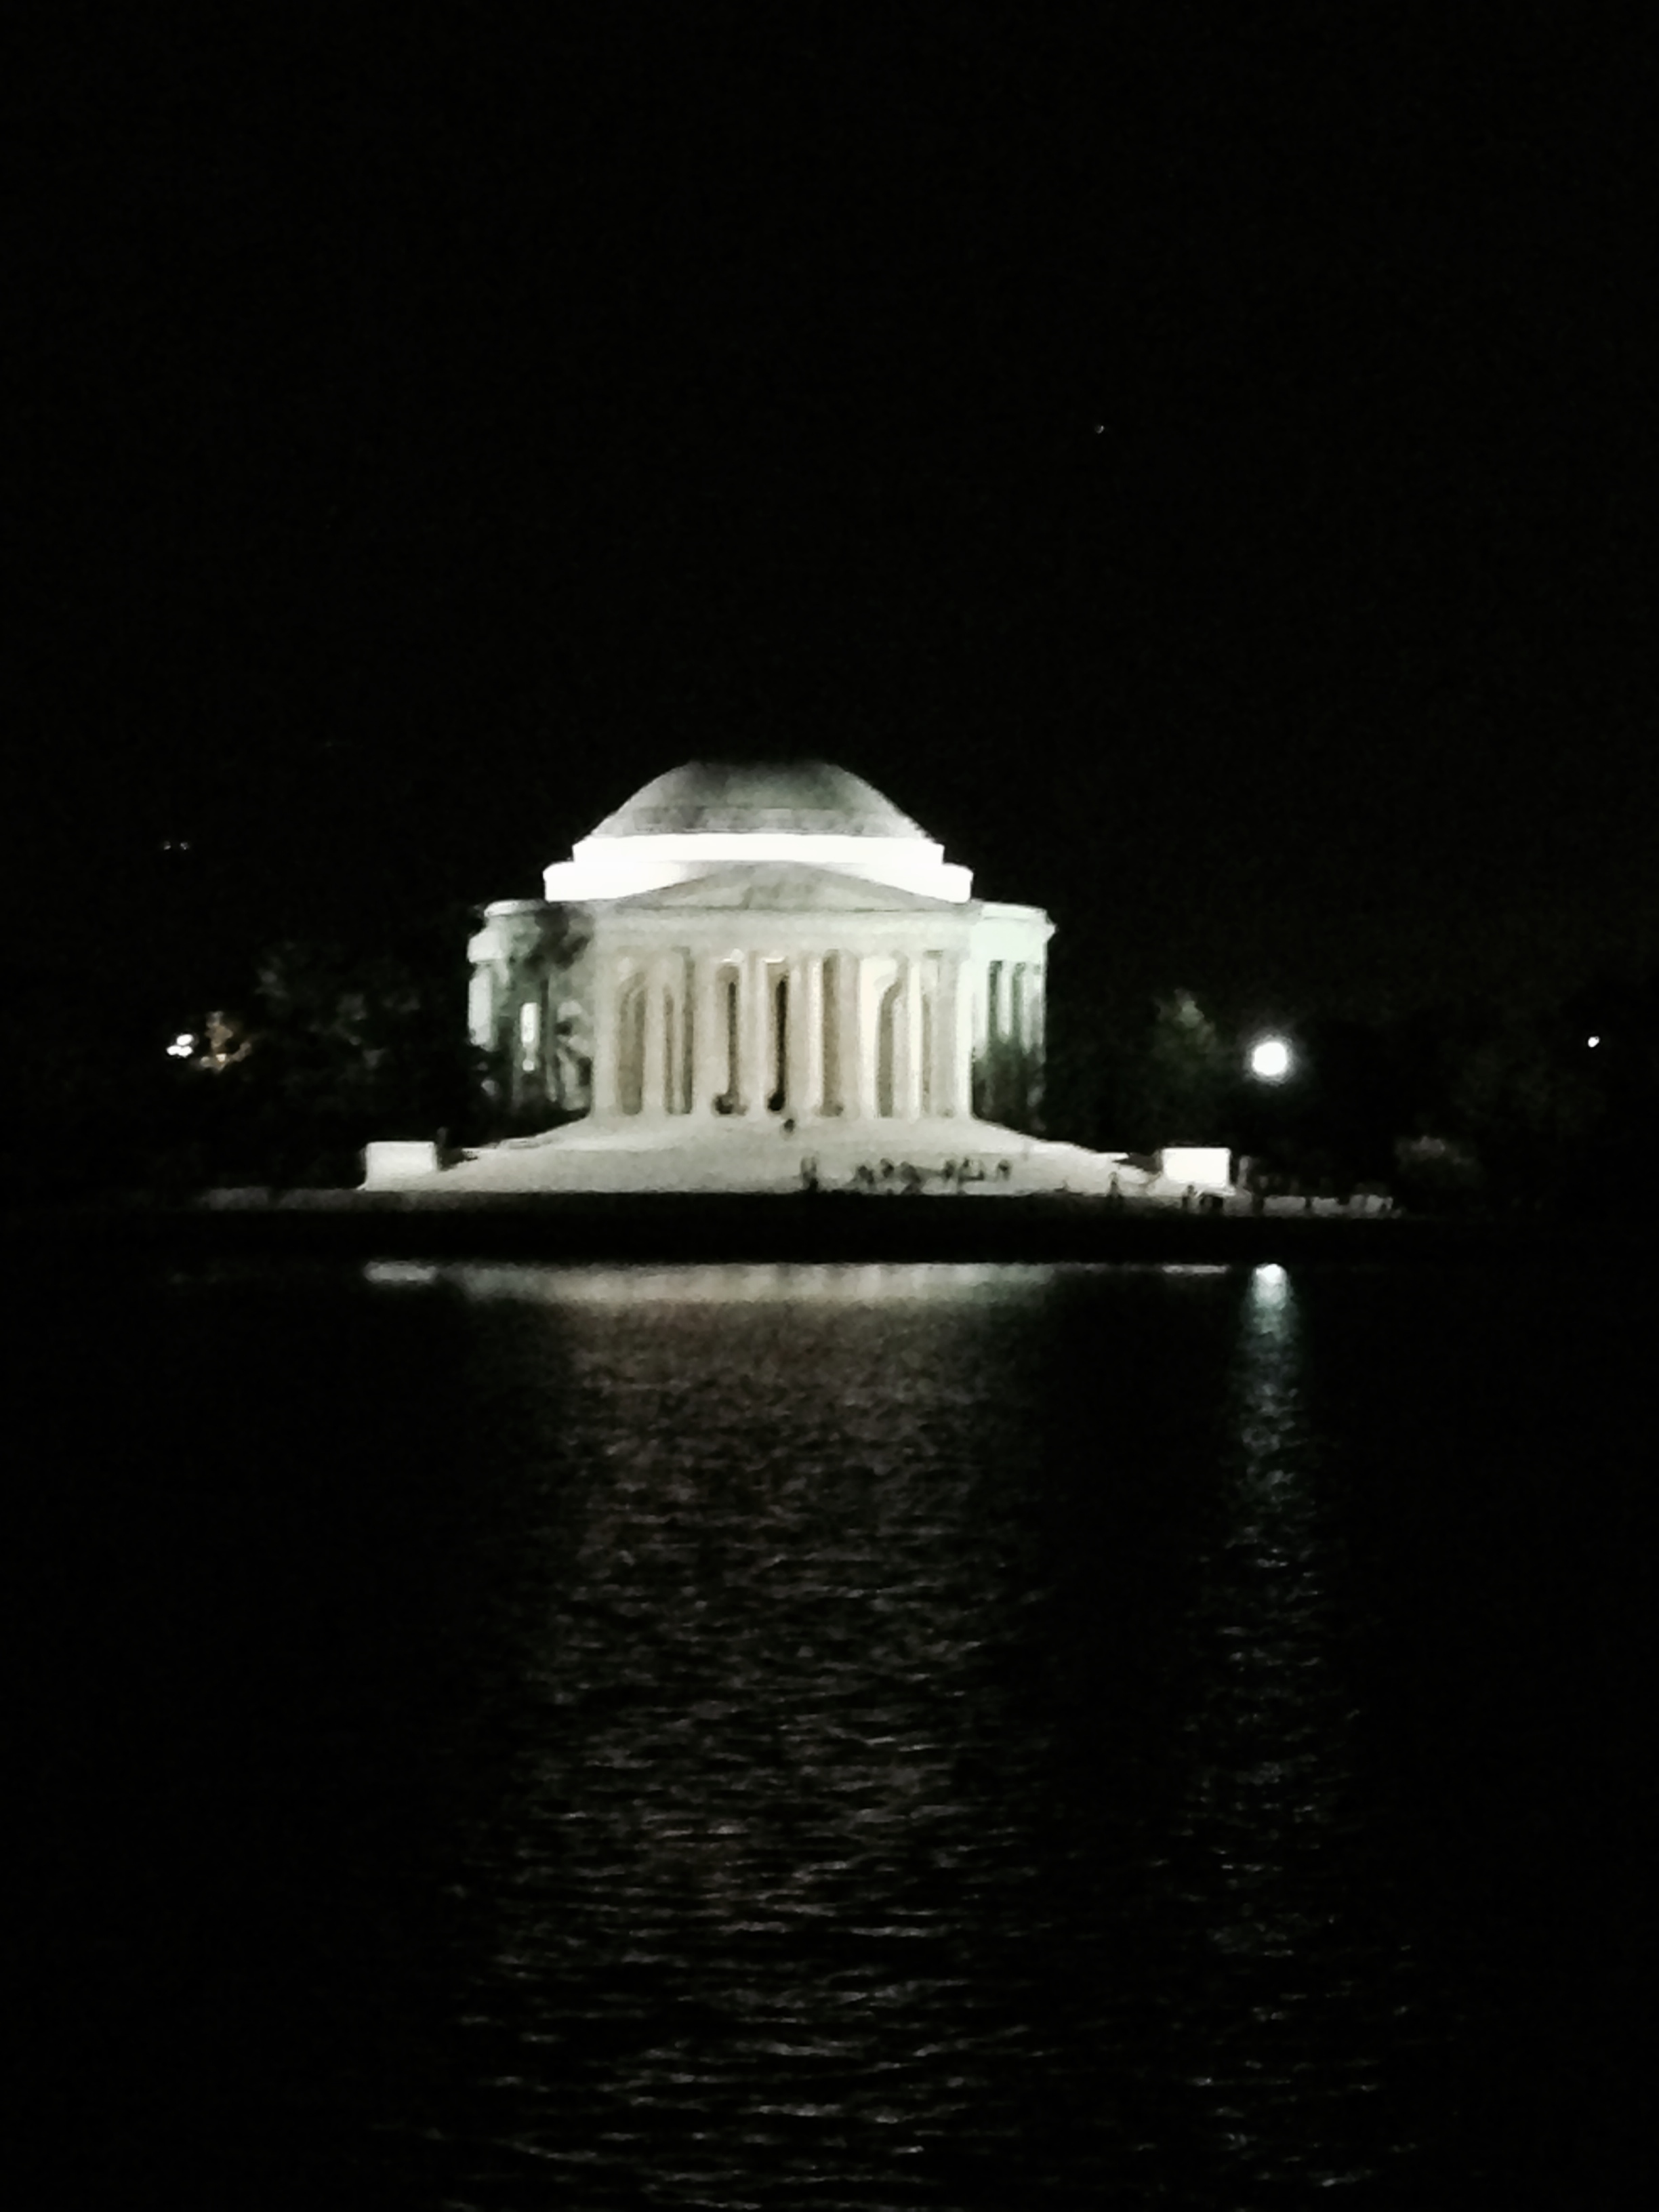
[365,760,1179,1195]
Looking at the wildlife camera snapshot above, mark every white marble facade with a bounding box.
[466,762,1052,1133]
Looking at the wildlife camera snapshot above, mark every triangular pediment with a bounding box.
[608,863,971,915]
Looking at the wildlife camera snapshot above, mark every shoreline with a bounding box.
[3,1191,1650,1267]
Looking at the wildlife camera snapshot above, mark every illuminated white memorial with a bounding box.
[474,760,1047,1128]
[365,760,1171,1195]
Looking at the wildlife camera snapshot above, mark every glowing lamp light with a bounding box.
[1587,1035,1601,1048]
[165,1033,195,1059]
[1249,1037,1292,1082]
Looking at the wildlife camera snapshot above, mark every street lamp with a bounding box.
[1249,1036,1292,1082]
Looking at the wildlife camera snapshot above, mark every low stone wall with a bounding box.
[362,1140,441,1186]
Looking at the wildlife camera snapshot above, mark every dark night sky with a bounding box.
[9,5,1658,1023]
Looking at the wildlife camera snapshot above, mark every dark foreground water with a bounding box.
[8,1257,1656,2209]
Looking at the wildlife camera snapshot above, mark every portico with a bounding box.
[590,939,981,1124]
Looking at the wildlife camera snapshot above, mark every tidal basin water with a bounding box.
[12,1256,1657,2209]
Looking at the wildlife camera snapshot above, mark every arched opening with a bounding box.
[552,997,590,1111]
[820,955,841,1115]
[768,970,789,1113]
[876,975,902,1118]
[714,964,741,1112]
[668,974,689,1113]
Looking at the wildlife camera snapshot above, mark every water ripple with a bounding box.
[348,1260,1427,2208]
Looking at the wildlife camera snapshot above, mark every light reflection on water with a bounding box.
[436,1261,1065,2205]
[431,1258,1060,1307]
[373,1258,1418,2208]
[24,1252,1658,2207]
[1154,1263,1410,2196]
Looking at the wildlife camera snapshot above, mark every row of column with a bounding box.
[590,947,974,1122]
[985,959,1043,1054]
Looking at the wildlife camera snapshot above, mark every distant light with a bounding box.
[1587,1035,1601,1048]
[1251,1261,1290,1323]
[165,1033,195,1058]
[1250,1037,1292,1081]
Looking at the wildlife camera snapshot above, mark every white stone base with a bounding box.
[360,1115,1197,1200]
[1158,1147,1233,1191]
[362,1140,441,1183]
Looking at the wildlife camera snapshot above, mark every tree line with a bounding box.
[11,925,1657,1216]
[1042,969,1659,1217]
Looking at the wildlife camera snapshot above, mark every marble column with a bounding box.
[1027,963,1046,1120]
[743,950,774,1116]
[949,954,973,1119]
[804,953,825,1117]
[836,951,862,1124]
[934,952,960,1118]
[821,951,844,1115]
[965,958,989,1120]
[785,954,823,1118]
[666,954,689,1114]
[590,949,619,1117]
[641,954,668,1116]
[858,958,884,1120]
[900,954,926,1120]
[838,953,867,1120]
[691,954,723,1116]
[885,956,908,1120]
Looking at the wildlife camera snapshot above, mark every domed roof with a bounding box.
[590,760,929,842]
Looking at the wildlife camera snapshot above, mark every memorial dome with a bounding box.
[543,758,972,903]
[590,760,930,842]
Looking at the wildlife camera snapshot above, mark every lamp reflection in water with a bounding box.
[1157,1261,1412,2195]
